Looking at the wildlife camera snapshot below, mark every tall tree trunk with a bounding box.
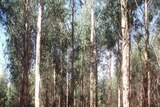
[59,38,65,107]
[83,48,87,107]
[143,0,151,107]
[81,1,87,106]
[21,0,30,106]
[45,74,49,107]
[140,77,143,107]
[81,47,86,107]
[109,51,113,106]
[66,68,69,107]
[117,40,122,107]
[81,74,84,107]
[70,0,75,106]
[52,46,56,107]
[95,37,98,107]
[120,0,130,107]
[81,49,84,107]
[95,54,98,107]
[35,0,42,107]
[90,0,95,106]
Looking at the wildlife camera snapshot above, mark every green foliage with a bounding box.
[96,0,120,50]
[5,84,19,107]
[0,73,8,107]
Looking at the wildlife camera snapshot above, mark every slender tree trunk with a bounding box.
[66,69,68,107]
[45,74,49,107]
[21,0,30,107]
[35,0,42,107]
[81,49,84,107]
[95,39,98,107]
[137,42,144,107]
[81,1,86,106]
[95,56,98,107]
[120,0,130,107]
[52,46,56,107]
[143,0,151,107]
[129,16,132,107]
[83,48,87,107]
[53,64,56,107]
[70,0,75,106]
[90,0,95,106]
[109,51,113,106]
[117,40,122,107]
[140,77,143,107]
[81,74,84,107]
[60,38,63,107]
[80,47,87,107]
[81,0,87,105]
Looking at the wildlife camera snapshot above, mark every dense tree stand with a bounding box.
[0,0,160,107]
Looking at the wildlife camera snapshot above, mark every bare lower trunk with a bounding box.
[81,75,84,107]
[95,56,98,107]
[45,77,49,107]
[90,43,94,107]
[118,87,121,107]
[59,38,66,107]
[21,61,29,107]
[52,65,56,107]
[95,39,98,107]
[52,47,56,107]
[81,48,85,107]
[117,40,122,107]
[143,0,151,107]
[35,0,42,107]
[140,77,143,107]
[70,0,75,106]
[90,0,95,106]
[121,0,130,107]
[83,49,86,107]
[66,70,68,107]
[21,0,30,107]
[109,52,113,106]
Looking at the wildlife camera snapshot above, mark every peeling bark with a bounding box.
[121,0,130,107]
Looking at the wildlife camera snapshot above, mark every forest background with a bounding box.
[0,0,160,107]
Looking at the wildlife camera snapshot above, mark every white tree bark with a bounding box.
[90,0,95,106]
[144,0,151,106]
[121,0,130,107]
[35,0,42,107]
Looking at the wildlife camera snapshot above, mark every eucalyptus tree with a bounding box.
[0,0,35,106]
[2,0,160,107]
[131,0,160,106]
[120,0,130,106]
[35,0,42,107]
[70,0,75,106]
[152,33,160,107]
[73,0,91,106]
[90,0,95,106]
[21,0,31,106]
[143,0,151,107]
[36,0,67,106]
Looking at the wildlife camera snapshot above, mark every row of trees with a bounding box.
[0,0,160,107]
